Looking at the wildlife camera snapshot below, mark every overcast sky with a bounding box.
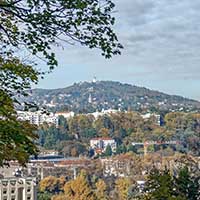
[37,0,200,101]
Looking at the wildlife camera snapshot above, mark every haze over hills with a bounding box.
[23,81,200,113]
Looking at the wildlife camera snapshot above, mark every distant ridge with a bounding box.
[24,81,200,113]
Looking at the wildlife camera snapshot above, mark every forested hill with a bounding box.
[25,81,200,113]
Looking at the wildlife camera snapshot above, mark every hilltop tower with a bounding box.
[92,76,97,83]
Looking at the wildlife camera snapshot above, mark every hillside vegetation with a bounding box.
[24,81,200,113]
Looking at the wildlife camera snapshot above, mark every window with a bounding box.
[26,181,31,185]
[11,188,15,193]
[10,181,16,185]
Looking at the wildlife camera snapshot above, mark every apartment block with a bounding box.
[17,111,59,126]
[0,177,37,200]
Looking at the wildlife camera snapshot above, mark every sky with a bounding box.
[37,0,200,101]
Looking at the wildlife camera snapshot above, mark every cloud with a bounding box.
[38,0,200,100]
[114,0,155,26]
[112,0,200,78]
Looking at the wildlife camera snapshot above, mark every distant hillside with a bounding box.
[22,81,200,113]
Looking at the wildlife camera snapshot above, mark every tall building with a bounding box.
[0,177,37,200]
[17,111,59,127]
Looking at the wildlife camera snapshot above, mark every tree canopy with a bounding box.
[0,88,38,165]
[142,167,199,200]
[0,0,122,165]
[63,171,97,200]
[0,0,122,69]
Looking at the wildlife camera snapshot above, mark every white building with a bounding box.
[101,156,132,177]
[141,113,161,126]
[0,177,37,200]
[17,111,59,126]
[90,138,116,154]
[55,111,75,119]
[89,109,119,119]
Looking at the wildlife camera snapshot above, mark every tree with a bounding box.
[0,116,38,165]
[175,167,199,200]
[116,144,127,154]
[115,178,131,200]
[0,58,39,165]
[37,192,52,200]
[57,176,67,192]
[60,141,87,157]
[0,0,122,67]
[39,176,58,193]
[58,116,68,130]
[104,144,112,156]
[127,144,137,153]
[144,168,185,200]
[52,195,67,200]
[71,147,78,157]
[63,171,97,200]
[98,128,110,137]
[0,0,122,164]
[95,179,108,200]
[39,176,67,194]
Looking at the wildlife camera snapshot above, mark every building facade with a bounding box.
[90,138,116,154]
[17,111,59,126]
[141,113,161,126]
[55,111,75,119]
[0,177,37,200]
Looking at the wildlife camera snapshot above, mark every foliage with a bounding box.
[37,111,200,157]
[115,177,132,200]
[39,176,67,194]
[52,195,68,200]
[68,114,95,139]
[116,144,127,154]
[51,172,109,200]
[144,168,179,200]
[0,0,122,69]
[95,179,108,200]
[0,56,39,97]
[37,192,52,200]
[104,144,112,156]
[0,90,38,165]
[175,167,199,200]
[59,141,87,157]
[23,81,200,113]
[38,124,69,149]
[0,52,39,166]
[62,171,97,200]
[141,166,200,200]
[0,0,122,165]
[37,156,199,200]
[39,176,58,193]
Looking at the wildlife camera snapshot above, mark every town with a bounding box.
[0,108,199,200]
[1,0,200,200]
